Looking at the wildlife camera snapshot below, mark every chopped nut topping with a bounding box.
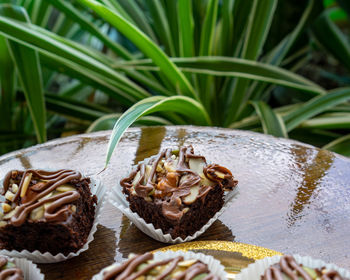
[56,185,76,192]
[2,203,11,213]
[20,173,32,198]
[5,191,15,202]
[71,205,77,212]
[3,207,18,220]
[11,183,19,193]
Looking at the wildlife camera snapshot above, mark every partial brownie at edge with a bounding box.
[261,255,350,280]
[0,255,24,279]
[0,169,97,255]
[102,252,221,280]
[120,146,237,239]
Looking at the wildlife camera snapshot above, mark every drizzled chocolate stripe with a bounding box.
[0,256,23,280]
[262,256,347,280]
[121,146,237,222]
[264,256,312,280]
[3,169,81,226]
[102,253,217,280]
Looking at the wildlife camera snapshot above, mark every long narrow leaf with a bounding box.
[299,113,350,129]
[323,134,350,157]
[105,96,211,166]
[78,0,196,98]
[47,0,132,59]
[251,101,287,138]
[0,35,15,131]
[178,0,194,57]
[284,87,350,131]
[1,5,46,143]
[225,0,277,125]
[0,16,150,101]
[199,0,218,56]
[313,9,350,71]
[145,0,175,56]
[87,113,172,132]
[117,57,325,95]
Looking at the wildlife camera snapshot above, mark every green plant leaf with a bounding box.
[118,57,325,96]
[225,0,278,125]
[145,0,175,56]
[105,96,211,166]
[87,113,172,132]
[323,134,350,156]
[0,15,150,102]
[284,87,350,131]
[0,35,15,131]
[117,0,158,43]
[178,0,194,57]
[45,93,110,121]
[299,113,350,129]
[251,101,287,138]
[199,0,218,56]
[313,9,350,71]
[0,4,46,143]
[78,0,196,98]
[220,0,235,55]
[47,0,132,59]
[40,51,144,105]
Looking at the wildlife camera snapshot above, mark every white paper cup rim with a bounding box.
[0,170,106,263]
[109,155,239,243]
[236,254,350,280]
[92,250,227,280]
[3,256,45,279]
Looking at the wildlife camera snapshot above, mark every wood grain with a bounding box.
[0,126,349,279]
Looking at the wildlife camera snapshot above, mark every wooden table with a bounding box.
[0,126,349,279]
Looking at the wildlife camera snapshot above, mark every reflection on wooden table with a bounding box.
[0,126,349,279]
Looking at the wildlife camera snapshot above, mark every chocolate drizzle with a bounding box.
[102,253,220,280]
[2,169,82,226]
[121,146,237,222]
[0,256,23,280]
[262,256,347,280]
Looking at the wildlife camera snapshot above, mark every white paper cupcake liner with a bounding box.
[0,173,106,263]
[109,155,239,243]
[7,256,45,279]
[92,250,227,280]
[236,254,350,280]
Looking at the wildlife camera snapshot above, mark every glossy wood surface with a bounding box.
[0,126,349,279]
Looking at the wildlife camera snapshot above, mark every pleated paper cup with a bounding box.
[236,255,350,280]
[9,256,44,279]
[109,155,239,243]
[0,174,106,263]
[92,250,227,280]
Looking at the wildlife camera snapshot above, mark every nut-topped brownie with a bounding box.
[262,255,349,280]
[120,146,237,239]
[0,255,24,280]
[0,169,97,255]
[102,252,221,280]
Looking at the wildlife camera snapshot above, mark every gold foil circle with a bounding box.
[154,241,282,260]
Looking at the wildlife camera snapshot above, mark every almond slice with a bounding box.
[56,185,75,192]
[20,173,32,198]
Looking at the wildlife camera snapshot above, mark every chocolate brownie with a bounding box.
[102,252,220,280]
[0,169,97,255]
[120,146,237,239]
[262,255,349,280]
[0,255,23,279]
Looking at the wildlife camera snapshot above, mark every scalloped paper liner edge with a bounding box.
[236,254,350,280]
[0,174,106,263]
[92,250,227,280]
[109,154,239,243]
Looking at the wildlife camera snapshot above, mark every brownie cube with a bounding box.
[0,169,96,255]
[121,146,237,239]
